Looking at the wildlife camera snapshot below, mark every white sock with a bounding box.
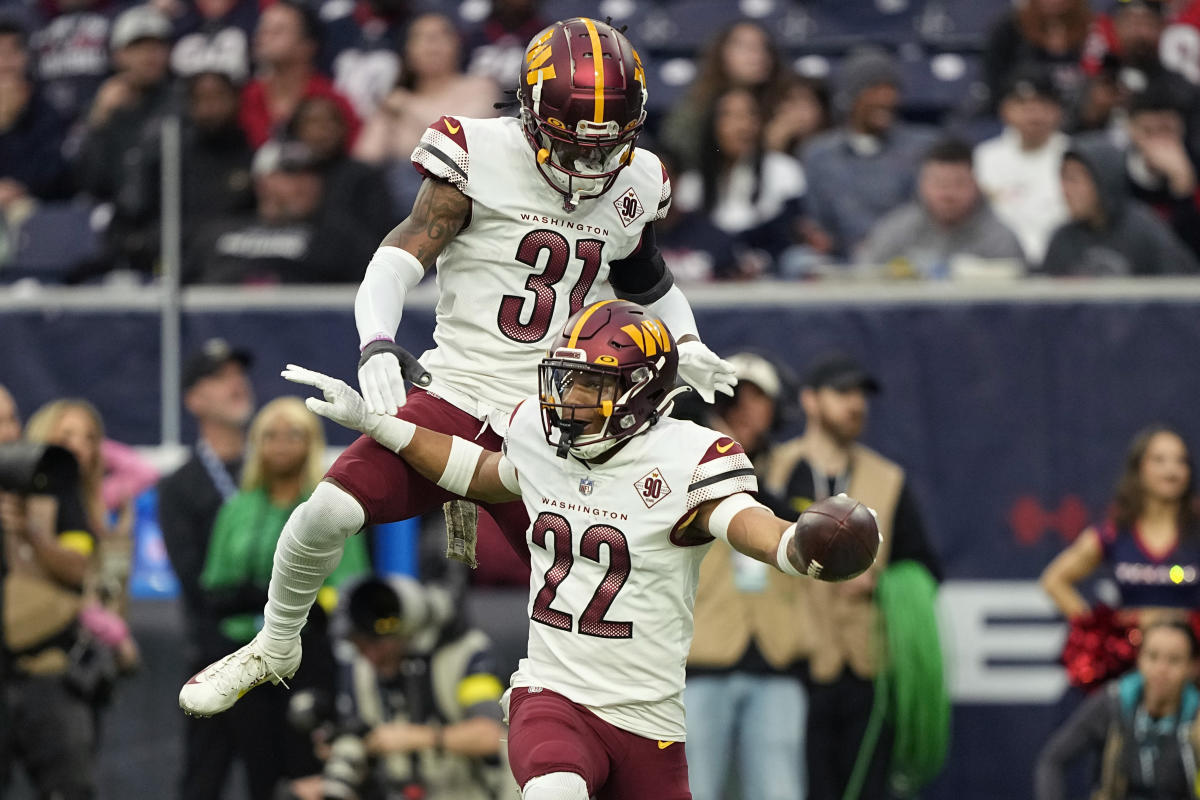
[522,772,589,800]
[261,481,364,656]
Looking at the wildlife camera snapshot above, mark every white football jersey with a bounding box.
[501,398,757,741]
[410,116,671,434]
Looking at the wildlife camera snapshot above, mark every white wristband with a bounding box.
[705,492,767,544]
[497,455,521,495]
[437,437,485,496]
[776,523,803,577]
[369,415,416,453]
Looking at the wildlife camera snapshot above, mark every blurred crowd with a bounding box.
[2,0,1200,284]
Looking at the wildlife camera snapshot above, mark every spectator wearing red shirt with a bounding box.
[238,0,358,149]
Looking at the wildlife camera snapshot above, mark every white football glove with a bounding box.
[676,340,737,403]
[357,340,432,416]
[282,364,381,434]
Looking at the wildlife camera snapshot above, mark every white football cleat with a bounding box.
[179,634,301,717]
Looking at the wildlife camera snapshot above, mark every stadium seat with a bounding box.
[918,0,1010,50]
[4,201,103,284]
[897,49,984,118]
[800,0,926,52]
[636,0,746,53]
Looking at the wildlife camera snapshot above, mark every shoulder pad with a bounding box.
[411,115,470,191]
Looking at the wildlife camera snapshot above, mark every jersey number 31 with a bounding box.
[498,230,604,343]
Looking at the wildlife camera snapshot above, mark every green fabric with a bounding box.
[881,561,950,794]
[843,561,950,800]
[200,487,369,643]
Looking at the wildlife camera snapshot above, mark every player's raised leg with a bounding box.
[179,391,469,716]
[177,479,361,716]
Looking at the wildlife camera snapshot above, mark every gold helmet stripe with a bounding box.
[567,299,617,349]
[582,18,605,124]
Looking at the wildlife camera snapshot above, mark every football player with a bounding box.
[278,300,840,800]
[179,18,735,717]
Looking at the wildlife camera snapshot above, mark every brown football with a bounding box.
[793,494,881,581]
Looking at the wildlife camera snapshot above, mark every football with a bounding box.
[793,494,881,581]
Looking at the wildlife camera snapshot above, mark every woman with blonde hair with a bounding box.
[197,396,370,799]
[26,399,120,539]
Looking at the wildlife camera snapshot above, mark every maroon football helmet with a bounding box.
[517,17,648,210]
[539,300,685,460]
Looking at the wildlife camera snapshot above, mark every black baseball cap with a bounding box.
[182,338,252,391]
[347,577,405,638]
[802,353,881,394]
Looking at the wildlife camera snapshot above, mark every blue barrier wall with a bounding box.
[5,284,1200,798]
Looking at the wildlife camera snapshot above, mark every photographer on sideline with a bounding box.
[0,384,99,800]
[289,575,514,800]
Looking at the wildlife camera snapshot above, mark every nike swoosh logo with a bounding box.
[444,118,460,134]
[715,440,734,454]
[657,740,674,749]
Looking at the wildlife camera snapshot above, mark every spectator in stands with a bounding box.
[78,4,174,203]
[319,0,409,119]
[1041,138,1199,274]
[29,0,116,130]
[463,0,546,89]
[0,388,100,800]
[1035,619,1200,800]
[764,353,943,800]
[661,20,791,171]
[1108,84,1200,259]
[158,338,256,800]
[240,0,359,149]
[183,139,374,284]
[1076,0,1200,151]
[102,66,256,280]
[70,4,174,278]
[765,74,831,159]
[178,69,255,220]
[1041,426,1200,629]
[169,0,255,84]
[353,11,499,212]
[858,138,1026,278]
[685,353,819,800]
[802,47,939,261]
[302,575,512,800]
[674,86,806,278]
[288,93,395,241]
[0,16,71,210]
[197,396,369,800]
[975,68,1071,264]
[981,0,1090,117]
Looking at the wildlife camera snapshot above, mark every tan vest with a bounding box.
[764,439,905,682]
[688,538,823,670]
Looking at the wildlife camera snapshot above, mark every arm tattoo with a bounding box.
[381,178,471,267]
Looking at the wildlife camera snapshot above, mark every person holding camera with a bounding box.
[290,575,513,800]
[0,385,106,800]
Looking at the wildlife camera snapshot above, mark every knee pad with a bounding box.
[292,481,366,546]
[522,771,589,800]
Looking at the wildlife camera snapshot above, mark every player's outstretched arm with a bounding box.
[355,177,471,415]
[282,365,520,504]
[691,493,808,577]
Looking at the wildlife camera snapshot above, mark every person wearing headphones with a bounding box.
[303,575,515,800]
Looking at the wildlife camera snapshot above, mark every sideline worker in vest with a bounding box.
[765,353,945,800]
[685,352,823,800]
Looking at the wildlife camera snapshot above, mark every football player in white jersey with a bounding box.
[179,18,735,718]
[277,299,850,800]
